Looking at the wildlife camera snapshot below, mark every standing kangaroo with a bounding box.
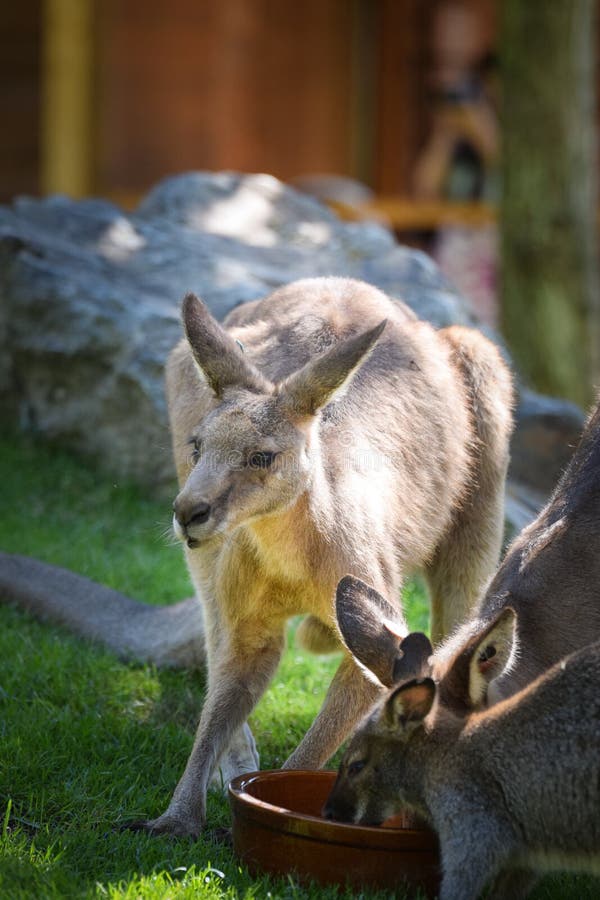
[0,277,513,838]
[324,610,600,900]
[138,276,512,837]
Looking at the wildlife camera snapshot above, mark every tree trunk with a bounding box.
[500,0,599,408]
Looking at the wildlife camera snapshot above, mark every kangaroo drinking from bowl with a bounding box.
[134,276,512,837]
[331,403,600,897]
[324,609,600,900]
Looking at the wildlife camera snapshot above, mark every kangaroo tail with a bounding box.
[0,551,205,669]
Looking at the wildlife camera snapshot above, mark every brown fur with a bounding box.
[135,276,513,837]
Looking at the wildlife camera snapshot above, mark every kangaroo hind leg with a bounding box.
[428,326,513,645]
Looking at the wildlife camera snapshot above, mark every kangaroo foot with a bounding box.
[124,811,202,840]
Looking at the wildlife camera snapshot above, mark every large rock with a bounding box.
[0,171,584,518]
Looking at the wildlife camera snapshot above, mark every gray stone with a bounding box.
[0,171,585,521]
[511,389,586,495]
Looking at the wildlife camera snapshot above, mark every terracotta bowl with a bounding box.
[229,770,440,895]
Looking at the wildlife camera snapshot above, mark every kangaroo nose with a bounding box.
[187,502,211,527]
[173,499,212,528]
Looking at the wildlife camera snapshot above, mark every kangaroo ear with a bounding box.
[440,608,517,712]
[335,575,408,687]
[182,293,271,397]
[278,320,386,418]
[385,678,436,733]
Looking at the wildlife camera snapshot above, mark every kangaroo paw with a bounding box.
[124,812,202,840]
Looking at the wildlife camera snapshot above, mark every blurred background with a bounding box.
[1,0,598,406]
[2,1,499,213]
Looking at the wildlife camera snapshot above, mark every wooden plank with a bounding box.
[41,0,95,197]
[375,0,430,194]
[0,3,41,200]
[331,197,496,229]
[95,0,356,197]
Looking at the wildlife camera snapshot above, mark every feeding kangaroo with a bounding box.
[0,277,513,837]
[324,608,600,900]
[328,402,600,898]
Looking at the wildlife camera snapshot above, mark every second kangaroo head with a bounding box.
[324,591,518,827]
[172,294,386,547]
[323,676,437,826]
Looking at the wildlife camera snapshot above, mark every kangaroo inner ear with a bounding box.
[335,575,407,687]
[438,608,518,713]
[386,678,436,732]
[182,293,271,397]
[468,607,517,706]
[277,320,386,418]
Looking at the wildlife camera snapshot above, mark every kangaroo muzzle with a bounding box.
[173,495,213,546]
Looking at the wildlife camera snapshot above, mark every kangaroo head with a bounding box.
[325,590,519,825]
[323,677,436,826]
[172,294,386,547]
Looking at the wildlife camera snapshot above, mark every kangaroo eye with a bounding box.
[348,759,366,778]
[248,451,277,470]
[478,644,496,663]
[188,438,202,465]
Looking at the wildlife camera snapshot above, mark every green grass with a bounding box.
[0,433,598,899]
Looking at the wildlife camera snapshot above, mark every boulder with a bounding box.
[0,171,585,524]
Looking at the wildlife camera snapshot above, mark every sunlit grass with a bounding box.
[0,432,597,899]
